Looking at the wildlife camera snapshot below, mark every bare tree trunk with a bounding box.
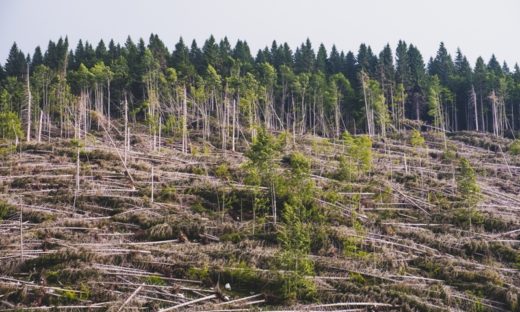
[335,97,340,138]
[26,65,32,142]
[107,80,111,131]
[292,95,296,145]
[151,166,154,203]
[271,182,277,225]
[490,90,499,136]
[124,93,128,166]
[221,91,227,152]
[182,86,188,154]
[158,115,162,150]
[512,104,515,132]
[38,110,43,143]
[75,96,81,192]
[19,205,23,261]
[76,146,80,192]
[232,98,236,152]
[361,74,373,136]
[479,91,485,132]
[470,86,478,131]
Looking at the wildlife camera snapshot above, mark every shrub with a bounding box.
[214,163,231,180]
[457,158,480,208]
[337,132,372,180]
[145,275,166,285]
[0,200,16,220]
[510,140,520,155]
[410,129,425,147]
[0,111,23,140]
[147,223,173,240]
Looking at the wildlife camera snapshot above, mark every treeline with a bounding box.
[1,34,520,147]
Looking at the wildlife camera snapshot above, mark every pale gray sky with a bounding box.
[1,0,519,67]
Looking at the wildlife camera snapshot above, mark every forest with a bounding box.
[1,34,520,143]
[0,34,519,311]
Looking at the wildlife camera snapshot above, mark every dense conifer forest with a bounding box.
[0,35,519,311]
[1,34,520,141]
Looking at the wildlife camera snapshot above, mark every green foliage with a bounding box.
[158,185,177,202]
[278,151,319,222]
[338,132,372,180]
[79,283,91,300]
[90,61,113,83]
[410,129,425,147]
[214,163,231,180]
[275,202,315,301]
[286,151,311,177]
[510,140,520,155]
[453,208,485,229]
[278,203,311,254]
[245,127,280,170]
[0,111,23,140]
[145,275,166,285]
[341,130,354,146]
[61,289,78,302]
[278,271,317,303]
[427,76,443,129]
[350,135,372,172]
[368,79,390,136]
[349,272,366,285]
[0,200,16,220]
[187,266,210,285]
[206,262,316,303]
[457,158,480,208]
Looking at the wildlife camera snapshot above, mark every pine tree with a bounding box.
[5,43,26,78]
[457,158,480,209]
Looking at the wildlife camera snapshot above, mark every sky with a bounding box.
[1,0,519,68]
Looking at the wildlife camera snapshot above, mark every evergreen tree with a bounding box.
[315,44,327,73]
[327,45,342,75]
[32,46,44,70]
[294,38,315,73]
[5,43,26,78]
[95,40,108,64]
[395,40,410,87]
[148,33,169,70]
[343,51,357,85]
[189,40,204,75]
[428,42,455,86]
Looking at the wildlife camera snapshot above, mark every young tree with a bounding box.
[457,158,480,208]
[0,111,23,143]
[244,128,281,224]
[427,76,444,131]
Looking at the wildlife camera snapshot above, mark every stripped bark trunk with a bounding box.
[38,110,43,143]
[232,98,236,152]
[182,86,188,154]
[26,65,32,142]
[470,85,478,131]
[124,93,128,166]
[151,166,154,203]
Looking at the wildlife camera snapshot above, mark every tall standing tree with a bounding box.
[5,43,26,78]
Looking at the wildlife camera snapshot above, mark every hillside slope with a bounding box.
[0,128,519,311]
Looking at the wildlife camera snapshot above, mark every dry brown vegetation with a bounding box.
[0,126,519,311]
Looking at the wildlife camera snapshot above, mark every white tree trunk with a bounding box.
[151,166,154,203]
[26,65,32,142]
[38,110,43,143]
[232,99,236,152]
[470,86,478,131]
[182,86,188,154]
[107,80,111,131]
[124,93,128,165]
